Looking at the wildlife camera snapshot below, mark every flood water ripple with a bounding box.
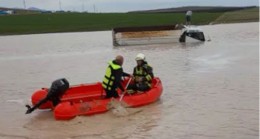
[0,22,258,139]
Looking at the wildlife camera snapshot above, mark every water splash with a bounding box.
[107,98,144,117]
[107,98,129,117]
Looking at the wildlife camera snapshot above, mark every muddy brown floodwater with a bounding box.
[0,22,259,139]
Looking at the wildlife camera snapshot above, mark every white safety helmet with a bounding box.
[135,53,145,61]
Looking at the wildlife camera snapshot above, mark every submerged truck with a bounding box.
[112,25,205,46]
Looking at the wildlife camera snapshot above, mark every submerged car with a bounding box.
[179,26,206,42]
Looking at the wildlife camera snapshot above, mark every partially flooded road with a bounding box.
[0,22,258,139]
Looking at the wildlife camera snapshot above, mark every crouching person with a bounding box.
[127,53,154,93]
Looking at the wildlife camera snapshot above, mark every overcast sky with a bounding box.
[0,0,258,12]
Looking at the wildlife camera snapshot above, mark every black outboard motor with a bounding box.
[25,78,70,114]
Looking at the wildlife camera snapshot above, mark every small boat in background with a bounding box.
[30,77,163,120]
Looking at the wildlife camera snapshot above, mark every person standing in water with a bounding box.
[186,10,192,26]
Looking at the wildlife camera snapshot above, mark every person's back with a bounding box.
[102,55,130,98]
[186,10,192,16]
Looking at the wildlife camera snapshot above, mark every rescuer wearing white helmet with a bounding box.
[127,53,154,93]
[135,53,146,61]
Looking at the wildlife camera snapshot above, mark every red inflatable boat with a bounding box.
[30,77,163,120]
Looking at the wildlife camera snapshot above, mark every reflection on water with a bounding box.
[0,22,258,139]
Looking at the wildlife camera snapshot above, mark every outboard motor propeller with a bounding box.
[25,78,69,114]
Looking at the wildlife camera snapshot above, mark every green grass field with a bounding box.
[0,7,258,35]
[213,8,259,24]
[0,12,222,35]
